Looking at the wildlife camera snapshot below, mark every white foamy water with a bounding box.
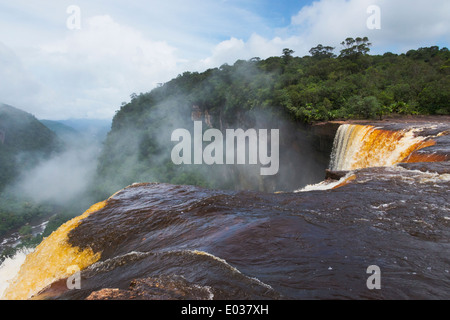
[376,165,450,184]
[295,172,356,192]
[0,248,33,299]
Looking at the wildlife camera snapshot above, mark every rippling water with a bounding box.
[30,163,444,300]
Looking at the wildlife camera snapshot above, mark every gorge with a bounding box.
[1,116,449,300]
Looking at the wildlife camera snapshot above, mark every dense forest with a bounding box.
[0,105,106,260]
[0,104,65,258]
[0,104,62,191]
[117,38,449,125]
[1,38,449,260]
[94,38,450,199]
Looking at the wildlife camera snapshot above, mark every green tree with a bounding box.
[309,44,336,59]
[339,37,372,58]
[345,95,380,119]
[282,48,295,64]
[418,78,450,114]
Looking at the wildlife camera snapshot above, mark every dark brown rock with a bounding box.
[325,169,348,180]
[85,275,213,300]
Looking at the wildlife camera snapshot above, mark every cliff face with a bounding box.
[97,102,335,196]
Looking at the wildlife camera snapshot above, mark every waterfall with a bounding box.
[0,201,106,300]
[329,124,429,171]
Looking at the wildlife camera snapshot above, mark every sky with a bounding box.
[0,0,449,120]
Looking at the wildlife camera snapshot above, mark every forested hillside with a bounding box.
[94,39,450,199]
[0,104,64,251]
[115,39,449,125]
[0,104,62,191]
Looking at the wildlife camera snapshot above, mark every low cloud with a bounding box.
[290,0,450,53]
[0,42,44,111]
[197,34,305,69]
[0,15,183,120]
[11,142,100,206]
[197,0,449,73]
[32,15,182,120]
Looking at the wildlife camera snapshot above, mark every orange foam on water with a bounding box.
[330,124,439,171]
[1,201,107,300]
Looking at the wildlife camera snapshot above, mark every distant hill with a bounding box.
[40,119,112,151]
[56,119,111,143]
[40,120,79,136]
[39,120,80,144]
[0,103,61,190]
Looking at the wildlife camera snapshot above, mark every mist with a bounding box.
[11,144,100,206]
[3,117,108,212]
[94,59,332,197]
[6,58,332,211]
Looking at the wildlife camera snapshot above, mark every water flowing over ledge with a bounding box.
[329,122,449,171]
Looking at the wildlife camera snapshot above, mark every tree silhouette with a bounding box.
[339,37,372,58]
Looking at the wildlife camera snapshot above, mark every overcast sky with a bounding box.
[0,0,449,120]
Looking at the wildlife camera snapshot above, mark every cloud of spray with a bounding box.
[4,59,332,205]
[9,132,103,208]
[95,60,332,195]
